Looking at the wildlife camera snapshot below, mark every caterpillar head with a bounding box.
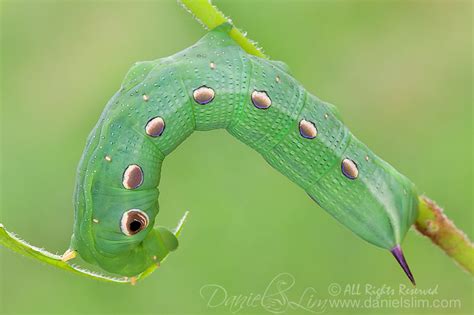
[70,202,178,277]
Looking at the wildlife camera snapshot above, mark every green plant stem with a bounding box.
[180,0,474,276]
[178,0,267,58]
[0,211,189,284]
[415,197,474,274]
[0,223,127,283]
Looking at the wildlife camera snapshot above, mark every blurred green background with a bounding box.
[0,0,472,314]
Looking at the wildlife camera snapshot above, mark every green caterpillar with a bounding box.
[65,23,418,284]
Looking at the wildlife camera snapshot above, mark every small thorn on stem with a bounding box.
[391,245,416,286]
[130,277,137,286]
[61,249,77,262]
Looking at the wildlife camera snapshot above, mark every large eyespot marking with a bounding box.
[122,164,144,189]
[145,116,165,137]
[341,158,359,180]
[120,209,149,236]
[193,86,215,105]
[299,119,318,139]
[251,90,272,109]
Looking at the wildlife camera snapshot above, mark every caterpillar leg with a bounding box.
[391,245,416,286]
[61,248,77,262]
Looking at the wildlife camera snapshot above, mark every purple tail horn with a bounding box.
[391,245,416,286]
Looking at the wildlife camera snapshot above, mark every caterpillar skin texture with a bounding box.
[70,24,418,279]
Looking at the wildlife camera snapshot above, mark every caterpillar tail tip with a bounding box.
[391,245,416,286]
[61,248,77,262]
